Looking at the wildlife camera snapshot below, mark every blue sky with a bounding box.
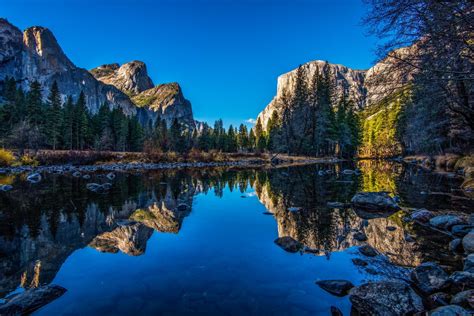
[2,0,377,127]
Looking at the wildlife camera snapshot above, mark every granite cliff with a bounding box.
[0,19,194,127]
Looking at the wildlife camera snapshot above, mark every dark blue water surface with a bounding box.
[0,162,471,315]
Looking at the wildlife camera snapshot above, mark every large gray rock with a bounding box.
[410,262,449,294]
[315,280,354,297]
[0,284,66,315]
[462,231,474,254]
[351,192,400,211]
[429,305,470,316]
[411,209,435,222]
[349,280,424,315]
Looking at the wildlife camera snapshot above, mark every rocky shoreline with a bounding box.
[305,193,474,315]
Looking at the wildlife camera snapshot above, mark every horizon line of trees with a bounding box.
[0,74,362,157]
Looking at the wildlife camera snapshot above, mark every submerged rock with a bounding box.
[351,192,400,211]
[106,172,116,180]
[430,215,465,230]
[327,201,346,208]
[349,280,424,316]
[410,262,449,294]
[0,285,66,315]
[315,280,354,297]
[274,236,304,253]
[429,305,470,316]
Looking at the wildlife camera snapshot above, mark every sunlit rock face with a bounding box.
[257,46,418,130]
[257,61,367,130]
[89,222,153,256]
[130,185,193,233]
[134,83,195,128]
[91,61,154,96]
[0,19,136,115]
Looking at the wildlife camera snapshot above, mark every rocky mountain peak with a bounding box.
[91,60,154,95]
[258,60,367,130]
[23,26,74,71]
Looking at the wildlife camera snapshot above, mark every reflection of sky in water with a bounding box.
[0,162,469,315]
[36,186,372,315]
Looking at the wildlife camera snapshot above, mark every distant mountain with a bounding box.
[0,18,195,128]
[91,62,194,128]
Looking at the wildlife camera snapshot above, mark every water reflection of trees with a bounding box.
[0,163,470,299]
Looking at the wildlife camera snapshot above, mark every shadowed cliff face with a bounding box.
[0,19,136,115]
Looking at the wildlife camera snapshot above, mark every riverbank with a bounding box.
[0,150,342,176]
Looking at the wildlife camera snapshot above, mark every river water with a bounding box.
[0,161,471,315]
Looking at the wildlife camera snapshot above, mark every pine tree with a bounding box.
[62,96,74,150]
[226,124,237,152]
[248,129,256,151]
[237,124,249,151]
[26,81,43,127]
[266,110,280,152]
[46,81,63,149]
[75,92,90,150]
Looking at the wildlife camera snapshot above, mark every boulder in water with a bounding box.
[316,280,354,297]
[106,172,116,180]
[351,192,400,211]
[349,280,424,316]
[410,262,449,294]
[0,284,66,315]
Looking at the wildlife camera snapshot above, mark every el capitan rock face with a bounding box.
[257,60,367,129]
[257,50,416,130]
[0,18,194,127]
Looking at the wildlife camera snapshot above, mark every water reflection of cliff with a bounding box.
[0,163,469,300]
[0,171,197,297]
[254,165,460,268]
